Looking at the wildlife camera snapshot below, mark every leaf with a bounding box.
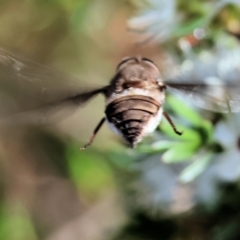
[166,95,203,126]
[163,94,214,143]
[162,141,199,163]
[201,119,214,142]
[138,140,178,153]
[172,17,208,38]
[66,144,113,198]
[0,204,37,240]
[109,150,134,169]
[160,120,201,142]
[70,0,92,31]
[180,152,213,182]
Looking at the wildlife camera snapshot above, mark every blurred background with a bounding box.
[0,0,240,239]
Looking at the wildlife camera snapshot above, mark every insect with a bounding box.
[0,49,239,149]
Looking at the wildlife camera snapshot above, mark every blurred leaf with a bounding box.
[162,141,199,163]
[163,95,214,146]
[58,0,87,12]
[180,152,213,182]
[0,204,37,240]
[166,95,204,126]
[201,119,214,142]
[160,120,201,142]
[109,150,135,170]
[70,0,91,31]
[66,144,114,199]
[172,16,208,38]
[138,140,177,153]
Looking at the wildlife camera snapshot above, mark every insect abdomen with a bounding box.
[105,95,160,147]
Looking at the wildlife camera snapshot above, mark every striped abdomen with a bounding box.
[105,95,161,147]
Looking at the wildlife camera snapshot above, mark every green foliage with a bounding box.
[179,152,213,182]
[0,204,37,240]
[66,143,114,200]
[69,0,92,31]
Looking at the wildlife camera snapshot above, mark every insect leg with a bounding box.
[80,117,106,150]
[163,112,183,135]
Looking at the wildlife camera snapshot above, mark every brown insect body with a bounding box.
[103,56,166,147]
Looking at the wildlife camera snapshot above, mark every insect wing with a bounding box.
[166,80,240,113]
[0,49,105,124]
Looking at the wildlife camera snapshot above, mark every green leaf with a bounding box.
[160,120,201,142]
[180,152,213,183]
[0,204,37,240]
[167,95,203,126]
[162,95,214,145]
[109,150,134,169]
[162,141,199,163]
[138,140,177,153]
[201,119,214,142]
[70,0,91,31]
[66,144,113,199]
[172,16,208,38]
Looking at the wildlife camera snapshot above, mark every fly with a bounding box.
[0,50,239,149]
[81,56,182,149]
